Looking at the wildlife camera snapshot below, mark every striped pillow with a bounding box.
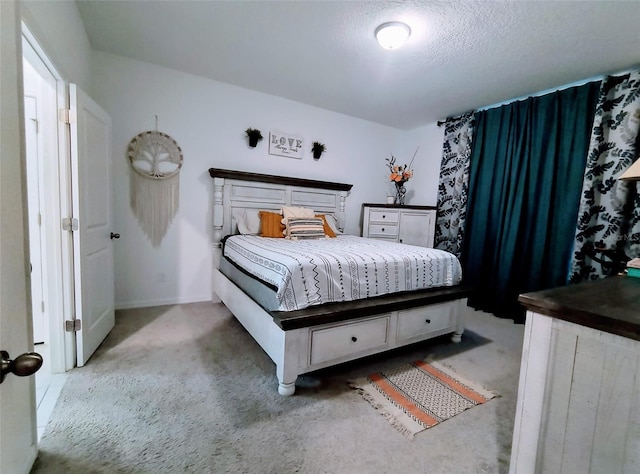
[285,217,326,240]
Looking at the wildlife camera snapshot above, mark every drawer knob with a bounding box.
[425,319,431,324]
[351,336,358,342]
[382,215,386,219]
[382,228,385,232]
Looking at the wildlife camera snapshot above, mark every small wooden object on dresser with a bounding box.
[361,203,436,248]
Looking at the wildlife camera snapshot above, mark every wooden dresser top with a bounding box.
[519,276,640,341]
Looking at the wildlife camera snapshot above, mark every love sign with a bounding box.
[268,131,304,159]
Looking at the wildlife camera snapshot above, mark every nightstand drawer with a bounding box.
[310,316,390,365]
[397,303,453,341]
[369,209,399,223]
[368,223,398,238]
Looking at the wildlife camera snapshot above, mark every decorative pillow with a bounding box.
[281,206,315,225]
[315,214,336,238]
[259,211,285,238]
[285,217,327,240]
[232,209,261,235]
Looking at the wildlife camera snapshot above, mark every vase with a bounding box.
[394,182,406,205]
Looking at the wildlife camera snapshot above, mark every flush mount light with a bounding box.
[375,21,411,50]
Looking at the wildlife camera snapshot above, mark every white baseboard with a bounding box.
[115,293,217,310]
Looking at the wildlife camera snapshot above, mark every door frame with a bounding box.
[22,23,75,373]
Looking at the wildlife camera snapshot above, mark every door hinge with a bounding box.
[59,108,76,124]
[62,217,79,231]
[65,319,81,332]
[41,301,45,313]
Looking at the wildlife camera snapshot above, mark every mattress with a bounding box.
[222,234,462,311]
[220,255,281,311]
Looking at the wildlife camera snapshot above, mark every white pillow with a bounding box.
[232,209,261,235]
[281,206,315,225]
[285,217,327,240]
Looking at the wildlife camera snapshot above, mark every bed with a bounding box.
[209,168,472,395]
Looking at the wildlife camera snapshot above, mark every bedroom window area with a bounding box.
[460,82,602,322]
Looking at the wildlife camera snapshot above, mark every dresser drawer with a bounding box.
[369,209,399,224]
[367,223,399,238]
[397,303,453,341]
[310,316,390,365]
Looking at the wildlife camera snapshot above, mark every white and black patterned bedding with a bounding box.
[223,234,463,311]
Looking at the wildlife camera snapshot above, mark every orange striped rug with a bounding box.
[349,359,497,439]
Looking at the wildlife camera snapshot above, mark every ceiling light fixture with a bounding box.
[375,21,411,50]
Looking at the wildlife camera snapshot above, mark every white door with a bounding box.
[69,84,115,366]
[0,1,39,471]
[0,136,39,473]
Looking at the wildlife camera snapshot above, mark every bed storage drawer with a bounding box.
[396,303,453,341]
[309,316,390,365]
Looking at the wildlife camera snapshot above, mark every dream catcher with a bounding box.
[128,121,183,246]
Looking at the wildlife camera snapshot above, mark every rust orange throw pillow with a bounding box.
[259,211,285,238]
[316,214,336,238]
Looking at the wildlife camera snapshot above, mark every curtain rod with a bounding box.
[437,68,635,128]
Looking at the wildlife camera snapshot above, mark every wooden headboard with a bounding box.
[208,168,352,248]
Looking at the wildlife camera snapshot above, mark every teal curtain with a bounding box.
[461,83,601,322]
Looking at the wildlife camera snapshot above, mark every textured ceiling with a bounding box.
[76,0,640,130]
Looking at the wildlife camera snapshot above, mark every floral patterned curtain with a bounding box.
[434,113,475,257]
[569,71,640,282]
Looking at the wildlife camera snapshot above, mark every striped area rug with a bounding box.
[350,359,497,439]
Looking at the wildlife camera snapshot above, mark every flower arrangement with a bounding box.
[385,147,418,205]
[386,155,414,183]
[386,147,418,183]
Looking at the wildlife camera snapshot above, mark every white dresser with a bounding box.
[511,276,640,474]
[361,203,436,248]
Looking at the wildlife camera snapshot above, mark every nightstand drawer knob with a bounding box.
[425,319,431,324]
[351,336,358,342]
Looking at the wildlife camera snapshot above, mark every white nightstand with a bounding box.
[361,203,436,248]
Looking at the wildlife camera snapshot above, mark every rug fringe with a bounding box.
[347,381,416,440]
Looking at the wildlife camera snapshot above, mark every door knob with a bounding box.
[0,350,43,384]
[110,232,120,239]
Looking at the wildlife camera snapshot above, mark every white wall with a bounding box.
[399,123,446,206]
[21,0,92,92]
[15,0,447,310]
[90,52,445,309]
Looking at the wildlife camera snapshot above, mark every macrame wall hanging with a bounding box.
[127,118,183,246]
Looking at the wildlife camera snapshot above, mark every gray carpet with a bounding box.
[32,301,524,473]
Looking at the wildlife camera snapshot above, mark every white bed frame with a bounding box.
[209,168,470,395]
